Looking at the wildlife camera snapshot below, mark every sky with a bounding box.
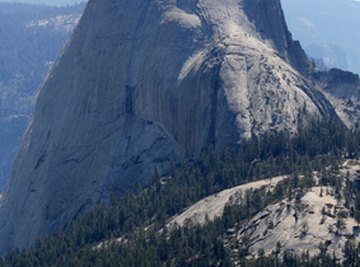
[0,0,86,6]
[281,0,360,74]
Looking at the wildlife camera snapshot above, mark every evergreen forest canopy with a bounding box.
[1,120,360,267]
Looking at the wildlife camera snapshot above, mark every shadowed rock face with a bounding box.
[319,69,360,99]
[0,0,338,253]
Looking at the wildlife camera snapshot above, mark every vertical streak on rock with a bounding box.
[207,65,221,147]
[125,85,134,115]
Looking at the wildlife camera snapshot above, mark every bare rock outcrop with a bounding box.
[0,0,339,253]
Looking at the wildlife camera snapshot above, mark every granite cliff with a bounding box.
[0,0,345,253]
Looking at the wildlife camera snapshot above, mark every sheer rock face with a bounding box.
[0,0,338,253]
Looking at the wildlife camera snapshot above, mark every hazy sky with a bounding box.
[0,0,86,6]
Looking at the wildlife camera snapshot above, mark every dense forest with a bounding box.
[1,120,360,266]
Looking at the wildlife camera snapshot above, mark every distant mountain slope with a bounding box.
[0,3,85,190]
[281,0,360,74]
[0,0,86,6]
